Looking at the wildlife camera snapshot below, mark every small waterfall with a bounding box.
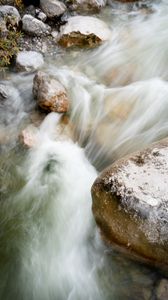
[0,113,102,300]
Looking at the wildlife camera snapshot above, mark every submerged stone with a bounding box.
[20,125,39,148]
[16,51,44,72]
[92,139,168,269]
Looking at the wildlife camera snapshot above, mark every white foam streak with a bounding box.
[1,117,100,300]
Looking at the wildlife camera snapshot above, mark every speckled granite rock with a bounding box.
[92,139,168,269]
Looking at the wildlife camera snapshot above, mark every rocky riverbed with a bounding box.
[1,1,168,300]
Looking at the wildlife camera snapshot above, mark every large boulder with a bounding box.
[22,14,51,36]
[40,0,67,18]
[58,16,111,48]
[66,0,107,13]
[92,139,168,269]
[16,51,44,72]
[33,71,69,113]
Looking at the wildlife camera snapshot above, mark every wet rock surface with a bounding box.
[16,50,44,71]
[92,138,168,269]
[66,0,107,13]
[22,14,51,36]
[40,0,67,18]
[33,71,69,113]
[20,124,39,148]
[58,16,111,48]
[0,84,9,101]
[36,10,47,22]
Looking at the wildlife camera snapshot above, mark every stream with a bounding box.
[0,0,168,299]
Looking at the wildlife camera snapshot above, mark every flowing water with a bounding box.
[0,0,168,299]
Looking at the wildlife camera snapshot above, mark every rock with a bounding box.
[33,71,69,113]
[20,124,39,148]
[0,16,8,37]
[0,84,10,101]
[51,30,58,39]
[16,51,44,72]
[36,11,47,22]
[0,1,15,4]
[0,83,24,134]
[22,14,51,36]
[40,0,67,18]
[108,0,137,3]
[0,5,21,29]
[66,0,107,13]
[115,0,137,2]
[58,16,111,48]
[156,279,168,300]
[24,5,36,17]
[92,139,168,269]
[20,114,74,147]
[0,83,20,105]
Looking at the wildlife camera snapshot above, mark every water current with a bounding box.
[0,0,168,299]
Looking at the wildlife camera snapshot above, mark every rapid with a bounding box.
[0,0,168,299]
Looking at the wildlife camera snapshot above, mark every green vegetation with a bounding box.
[14,0,24,9]
[0,1,24,7]
[0,29,22,70]
[0,1,24,70]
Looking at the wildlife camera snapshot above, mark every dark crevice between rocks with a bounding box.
[22,0,40,6]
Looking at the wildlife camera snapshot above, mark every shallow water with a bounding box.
[0,0,168,299]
